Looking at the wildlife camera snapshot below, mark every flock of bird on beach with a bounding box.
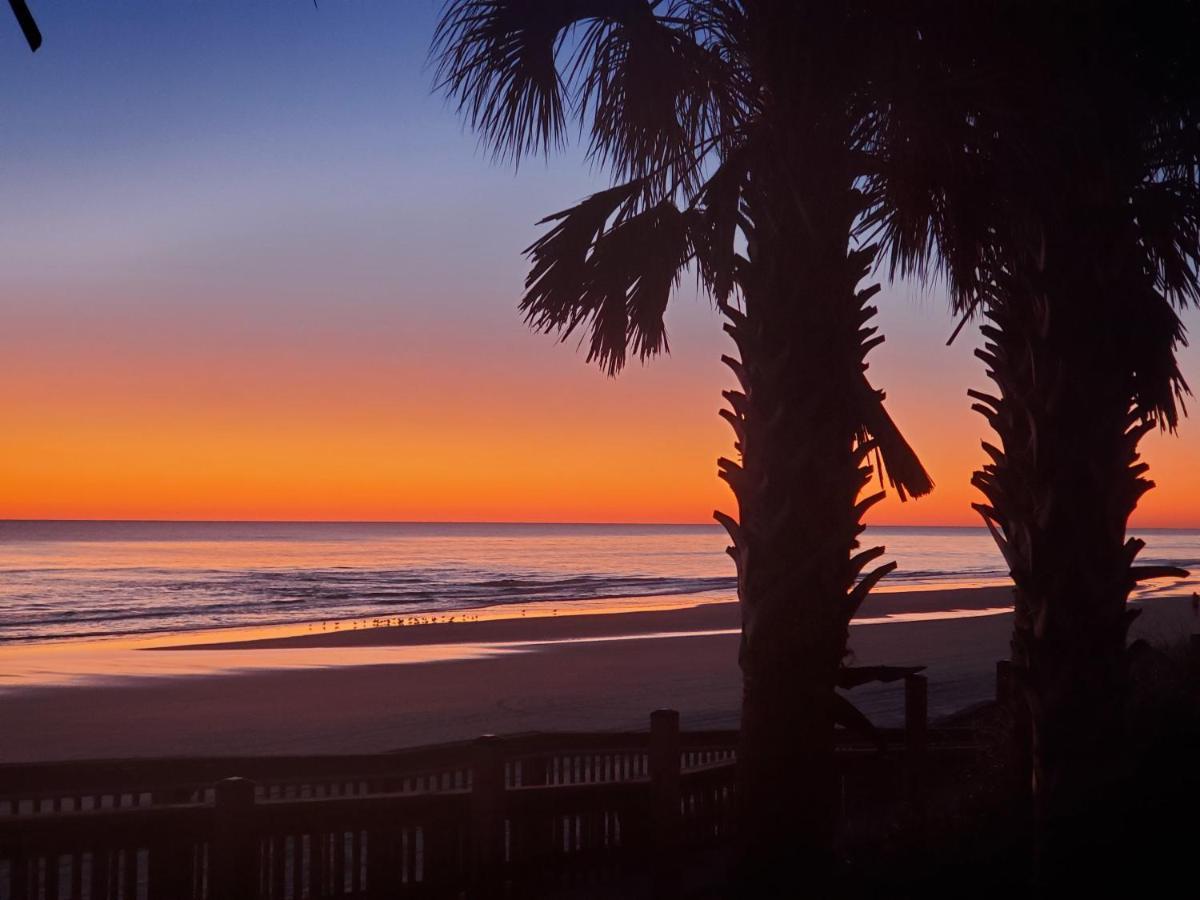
[307,607,563,633]
[303,594,1200,634]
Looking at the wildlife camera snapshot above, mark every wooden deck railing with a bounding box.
[0,673,990,899]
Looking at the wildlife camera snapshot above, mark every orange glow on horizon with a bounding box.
[4,349,1197,527]
[4,288,1198,528]
[1,2,1197,532]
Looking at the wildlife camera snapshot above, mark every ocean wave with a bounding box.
[0,569,739,642]
[3,523,1197,644]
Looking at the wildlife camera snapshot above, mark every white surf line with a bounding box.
[493,606,1015,650]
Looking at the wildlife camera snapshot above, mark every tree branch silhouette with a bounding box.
[8,0,41,52]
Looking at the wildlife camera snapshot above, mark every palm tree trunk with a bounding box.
[720,157,885,890]
[970,248,1180,890]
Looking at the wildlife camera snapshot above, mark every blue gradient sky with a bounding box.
[1,0,1196,524]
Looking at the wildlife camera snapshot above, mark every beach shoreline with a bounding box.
[0,586,1193,763]
[156,584,1016,652]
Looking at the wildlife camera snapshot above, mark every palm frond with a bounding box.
[853,374,935,500]
[521,180,645,333]
[433,0,735,181]
[573,5,735,198]
[433,0,642,161]
[691,147,749,303]
[860,81,1000,313]
[1122,281,1191,430]
[1131,178,1200,307]
[521,184,694,374]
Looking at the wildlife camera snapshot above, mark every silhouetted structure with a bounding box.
[0,679,968,900]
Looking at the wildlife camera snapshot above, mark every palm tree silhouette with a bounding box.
[433,2,932,884]
[865,2,1199,887]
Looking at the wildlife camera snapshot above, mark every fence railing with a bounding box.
[0,673,988,899]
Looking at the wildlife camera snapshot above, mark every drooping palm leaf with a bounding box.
[520,180,645,335]
[690,147,749,304]
[521,184,694,374]
[1132,178,1200,307]
[853,374,935,500]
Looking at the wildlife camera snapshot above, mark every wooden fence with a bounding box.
[0,674,985,899]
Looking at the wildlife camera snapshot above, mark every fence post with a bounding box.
[212,777,258,900]
[10,838,26,900]
[649,709,681,897]
[470,734,505,885]
[521,754,548,787]
[904,674,928,816]
[149,832,195,898]
[905,673,928,756]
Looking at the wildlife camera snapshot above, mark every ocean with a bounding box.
[2,521,1198,644]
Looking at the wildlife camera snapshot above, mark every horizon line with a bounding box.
[3,517,1198,530]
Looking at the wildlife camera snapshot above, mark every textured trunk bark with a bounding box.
[718,10,933,891]
[971,226,1180,890]
[722,147,887,891]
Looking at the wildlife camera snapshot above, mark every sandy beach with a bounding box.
[161,583,1016,651]
[1,586,1194,764]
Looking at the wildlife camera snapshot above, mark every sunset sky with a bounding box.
[2,1,1197,526]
